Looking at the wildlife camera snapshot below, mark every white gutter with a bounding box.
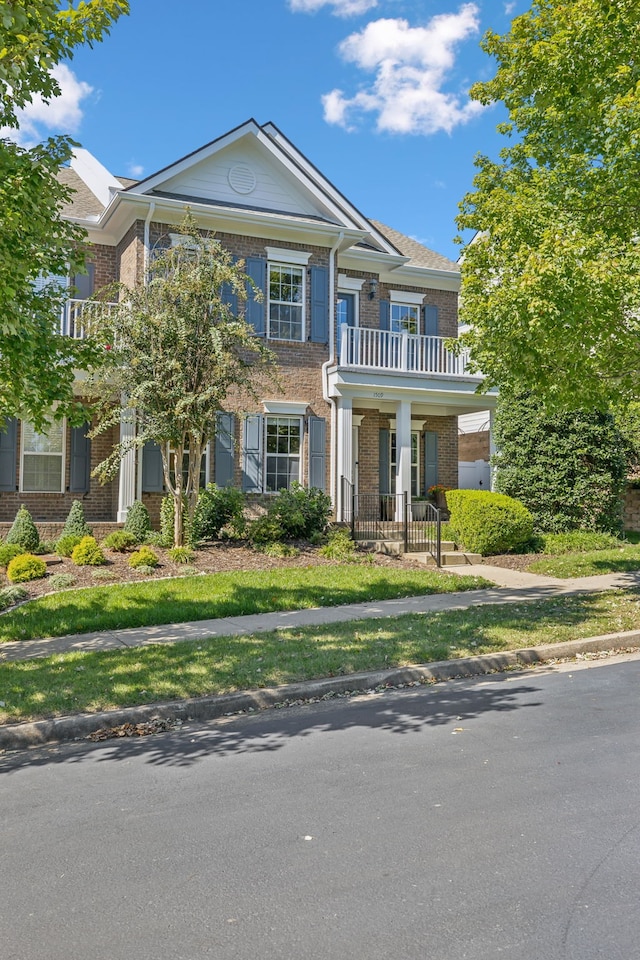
[322,230,344,512]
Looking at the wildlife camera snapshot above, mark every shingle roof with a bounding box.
[57,168,136,219]
[368,219,458,272]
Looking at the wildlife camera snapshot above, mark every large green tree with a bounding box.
[88,219,278,547]
[0,0,128,429]
[457,0,640,410]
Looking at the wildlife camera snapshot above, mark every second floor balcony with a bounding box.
[338,324,474,379]
[60,299,117,339]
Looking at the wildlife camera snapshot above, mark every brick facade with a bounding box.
[458,429,490,462]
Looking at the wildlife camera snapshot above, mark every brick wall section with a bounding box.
[458,430,490,462]
[0,521,122,542]
[117,222,143,287]
[623,487,640,531]
[0,417,119,523]
[90,242,117,291]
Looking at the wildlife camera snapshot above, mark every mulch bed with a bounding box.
[6,541,430,601]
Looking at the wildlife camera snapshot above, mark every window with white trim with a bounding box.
[390,303,419,335]
[265,416,301,492]
[21,420,65,493]
[268,263,305,341]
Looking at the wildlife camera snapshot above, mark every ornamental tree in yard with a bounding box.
[87,217,278,547]
[457,0,640,411]
[0,1,128,429]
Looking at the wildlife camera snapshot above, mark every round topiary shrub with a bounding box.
[445,489,534,555]
[123,500,152,544]
[129,546,159,569]
[55,534,83,558]
[102,530,138,552]
[71,536,107,566]
[6,505,40,552]
[62,500,92,539]
[6,552,47,583]
[0,543,25,568]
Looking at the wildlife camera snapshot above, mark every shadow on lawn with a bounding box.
[0,674,543,774]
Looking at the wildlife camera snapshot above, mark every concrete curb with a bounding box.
[2,630,639,751]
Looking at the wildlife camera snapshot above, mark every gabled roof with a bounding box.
[369,220,458,272]
[58,167,135,219]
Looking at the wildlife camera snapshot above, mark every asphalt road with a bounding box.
[2,654,639,960]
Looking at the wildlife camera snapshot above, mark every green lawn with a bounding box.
[0,566,489,643]
[528,544,640,578]
[1,589,637,724]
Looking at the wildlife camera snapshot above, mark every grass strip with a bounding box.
[528,545,640,578]
[0,566,489,643]
[2,589,639,724]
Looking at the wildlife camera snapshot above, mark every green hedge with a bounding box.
[446,489,533,555]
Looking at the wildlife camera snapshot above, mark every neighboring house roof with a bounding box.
[369,220,458,273]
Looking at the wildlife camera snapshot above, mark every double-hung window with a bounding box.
[21,421,65,493]
[390,303,419,335]
[265,417,301,492]
[268,263,304,341]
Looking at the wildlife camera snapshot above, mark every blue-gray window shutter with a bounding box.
[220,258,238,318]
[245,258,266,335]
[0,417,18,492]
[142,440,164,493]
[308,416,326,491]
[70,423,91,493]
[380,300,390,331]
[72,264,95,301]
[214,412,235,487]
[379,428,390,495]
[424,431,438,493]
[242,414,263,492]
[310,266,328,343]
[424,304,439,336]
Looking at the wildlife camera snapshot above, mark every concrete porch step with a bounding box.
[358,539,457,556]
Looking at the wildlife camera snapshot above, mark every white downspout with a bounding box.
[322,230,344,514]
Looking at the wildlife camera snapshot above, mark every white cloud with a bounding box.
[127,162,145,177]
[504,2,517,13]
[322,4,484,135]
[9,64,93,147]
[289,0,378,16]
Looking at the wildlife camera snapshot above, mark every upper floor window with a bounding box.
[268,263,304,341]
[21,420,65,493]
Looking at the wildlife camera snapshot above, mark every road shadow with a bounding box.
[0,674,542,774]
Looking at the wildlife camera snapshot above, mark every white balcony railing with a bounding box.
[338,324,473,377]
[59,299,117,339]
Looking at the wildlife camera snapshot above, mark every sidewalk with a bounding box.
[2,564,640,665]
[3,563,640,750]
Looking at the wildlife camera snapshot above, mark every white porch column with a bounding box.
[117,408,136,523]
[336,397,353,520]
[395,400,412,521]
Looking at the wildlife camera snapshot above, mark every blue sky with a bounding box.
[16,0,524,260]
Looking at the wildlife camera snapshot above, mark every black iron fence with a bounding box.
[340,479,441,565]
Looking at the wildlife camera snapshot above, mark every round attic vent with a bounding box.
[228,164,256,195]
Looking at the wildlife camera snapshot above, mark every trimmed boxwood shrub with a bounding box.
[0,543,25,568]
[6,505,39,552]
[7,553,47,583]
[71,536,107,566]
[446,489,533,555]
[102,530,138,552]
[62,500,92,538]
[123,500,152,543]
[129,546,159,569]
[55,534,83,558]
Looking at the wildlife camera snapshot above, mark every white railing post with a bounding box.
[340,322,349,363]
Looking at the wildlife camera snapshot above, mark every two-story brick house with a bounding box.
[0,119,495,530]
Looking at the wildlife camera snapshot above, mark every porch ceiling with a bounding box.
[327,368,498,416]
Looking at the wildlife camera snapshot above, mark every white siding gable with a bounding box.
[155,139,335,221]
